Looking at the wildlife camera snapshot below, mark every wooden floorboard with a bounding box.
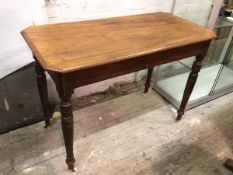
[1,90,233,174]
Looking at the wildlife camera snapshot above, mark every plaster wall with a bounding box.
[0,0,48,79]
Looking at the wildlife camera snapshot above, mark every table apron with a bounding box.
[48,41,210,91]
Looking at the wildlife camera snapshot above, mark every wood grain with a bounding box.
[21,12,216,73]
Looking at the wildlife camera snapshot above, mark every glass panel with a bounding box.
[154,1,233,108]
[179,17,233,69]
[212,32,233,92]
[173,0,214,69]
[156,63,221,103]
[174,0,213,27]
[155,16,233,106]
[156,61,190,81]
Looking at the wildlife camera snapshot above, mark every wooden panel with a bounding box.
[22,12,216,73]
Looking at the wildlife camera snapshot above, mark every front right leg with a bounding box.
[176,55,204,121]
[59,92,76,171]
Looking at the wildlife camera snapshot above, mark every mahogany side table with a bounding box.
[21,12,216,171]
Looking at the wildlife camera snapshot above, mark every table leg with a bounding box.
[224,159,233,172]
[59,93,75,171]
[35,60,51,127]
[176,55,204,120]
[144,67,154,93]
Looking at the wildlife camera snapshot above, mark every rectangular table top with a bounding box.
[22,12,216,73]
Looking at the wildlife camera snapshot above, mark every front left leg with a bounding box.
[176,55,204,120]
[59,93,76,171]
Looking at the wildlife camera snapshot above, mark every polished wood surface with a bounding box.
[22,12,215,73]
[22,12,216,171]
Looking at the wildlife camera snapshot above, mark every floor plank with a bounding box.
[1,90,233,175]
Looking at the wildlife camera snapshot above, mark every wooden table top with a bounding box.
[22,12,216,73]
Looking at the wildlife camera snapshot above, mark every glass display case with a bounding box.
[153,16,233,110]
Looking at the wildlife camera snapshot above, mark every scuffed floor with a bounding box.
[1,90,233,175]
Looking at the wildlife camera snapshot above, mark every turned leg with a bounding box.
[59,93,75,171]
[224,159,233,172]
[176,55,204,121]
[35,59,51,127]
[144,67,154,93]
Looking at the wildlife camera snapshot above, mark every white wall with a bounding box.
[0,0,48,79]
[46,0,174,23]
